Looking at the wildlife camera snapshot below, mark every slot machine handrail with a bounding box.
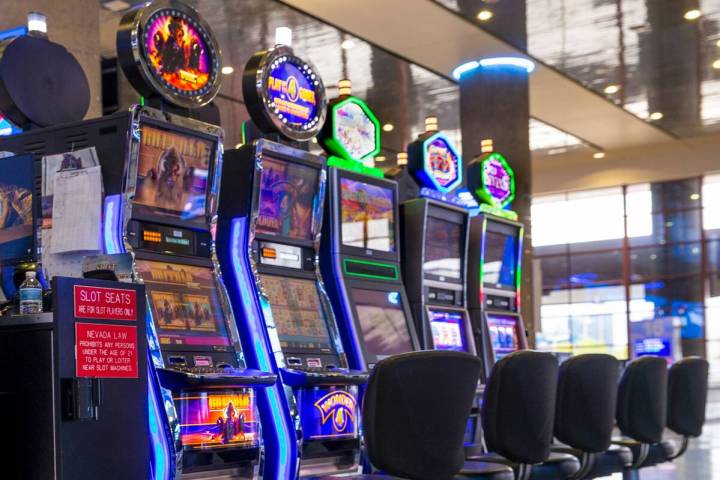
[280,367,369,387]
[156,367,277,390]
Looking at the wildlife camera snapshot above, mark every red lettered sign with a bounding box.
[76,323,138,378]
[74,285,137,321]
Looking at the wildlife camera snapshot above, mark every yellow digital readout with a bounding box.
[143,230,162,243]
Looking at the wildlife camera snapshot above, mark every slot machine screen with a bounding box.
[429,310,467,352]
[175,390,259,450]
[134,123,215,223]
[135,259,231,350]
[256,157,319,241]
[486,314,520,360]
[259,274,333,353]
[424,217,462,279]
[340,177,395,252]
[0,154,34,263]
[483,226,519,290]
[350,288,413,358]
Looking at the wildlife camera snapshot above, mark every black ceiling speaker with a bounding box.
[0,34,90,129]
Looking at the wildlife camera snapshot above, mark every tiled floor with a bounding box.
[602,421,720,479]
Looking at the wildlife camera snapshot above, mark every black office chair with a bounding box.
[551,354,631,479]
[462,351,581,480]
[633,356,709,469]
[317,351,513,480]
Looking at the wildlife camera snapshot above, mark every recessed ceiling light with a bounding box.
[477,10,494,21]
[690,193,700,200]
[375,156,386,162]
[593,152,606,159]
[103,0,131,12]
[604,84,620,94]
[649,111,663,120]
[713,59,720,69]
[684,9,702,20]
[341,39,355,50]
[382,123,394,132]
[221,66,234,75]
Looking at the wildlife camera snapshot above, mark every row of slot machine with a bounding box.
[0,2,526,479]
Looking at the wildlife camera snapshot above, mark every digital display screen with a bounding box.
[259,274,332,353]
[134,123,214,222]
[340,178,395,252]
[351,288,413,359]
[487,315,520,360]
[256,156,319,241]
[483,229,518,290]
[141,225,194,256]
[176,391,259,450]
[144,10,213,95]
[429,310,467,352]
[423,217,462,279]
[0,154,34,262]
[135,260,231,349]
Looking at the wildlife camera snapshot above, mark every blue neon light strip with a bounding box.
[231,218,295,480]
[0,26,27,42]
[102,194,171,480]
[452,56,536,80]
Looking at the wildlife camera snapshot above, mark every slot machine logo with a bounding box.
[142,8,216,96]
[478,152,515,208]
[420,133,462,193]
[313,390,357,432]
[267,63,318,123]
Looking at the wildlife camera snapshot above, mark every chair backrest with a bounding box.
[616,356,668,443]
[554,354,620,452]
[363,351,483,480]
[667,357,709,437]
[481,350,559,464]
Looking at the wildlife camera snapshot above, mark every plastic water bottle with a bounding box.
[19,271,43,314]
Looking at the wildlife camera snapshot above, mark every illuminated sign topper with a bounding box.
[476,152,515,208]
[244,45,327,142]
[415,133,462,193]
[323,96,380,162]
[117,0,222,108]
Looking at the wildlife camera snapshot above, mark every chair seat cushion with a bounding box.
[614,439,675,468]
[584,445,633,478]
[457,460,515,479]
[528,452,581,480]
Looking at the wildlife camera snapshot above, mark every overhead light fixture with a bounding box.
[477,9,494,21]
[452,57,536,80]
[593,152,606,159]
[690,193,700,200]
[713,59,720,69]
[382,123,394,132]
[221,66,234,75]
[649,111,663,120]
[341,39,355,50]
[103,0,131,11]
[684,9,702,20]
[604,84,620,94]
[375,155,386,162]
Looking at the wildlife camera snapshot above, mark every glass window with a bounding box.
[630,243,702,282]
[630,278,704,339]
[650,178,702,212]
[626,183,653,238]
[538,255,571,291]
[628,210,703,246]
[704,174,720,233]
[569,250,624,286]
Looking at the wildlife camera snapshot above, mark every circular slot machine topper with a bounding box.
[319,79,380,162]
[116,0,222,108]
[468,149,515,209]
[407,117,462,193]
[243,43,326,142]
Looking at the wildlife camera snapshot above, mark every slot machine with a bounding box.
[317,80,420,372]
[215,40,367,479]
[0,2,276,478]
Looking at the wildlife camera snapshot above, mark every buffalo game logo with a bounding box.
[313,391,357,433]
[144,11,212,93]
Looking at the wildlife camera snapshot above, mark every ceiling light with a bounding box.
[690,193,700,200]
[479,57,536,73]
[649,111,663,120]
[382,123,394,132]
[341,39,355,50]
[713,59,720,69]
[221,66,234,75]
[593,152,606,159]
[717,39,720,47]
[477,10,494,21]
[375,156,386,162]
[684,9,702,20]
[604,84,620,94]
[103,0,130,11]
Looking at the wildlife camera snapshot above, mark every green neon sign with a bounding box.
[474,152,516,209]
[323,96,381,162]
[328,156,384,178]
